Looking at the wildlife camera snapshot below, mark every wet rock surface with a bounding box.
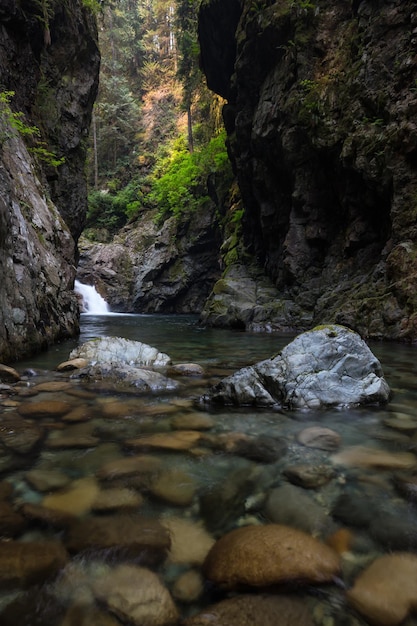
[0,1,99,362]
[202,325,390,409]
[198,0,417,341]
[0,323,415,625]
[203,524,341,589]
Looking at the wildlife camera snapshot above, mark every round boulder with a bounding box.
[92,564,178,626]
[347,553,417,625]
[182,594,314,626]
[202,325,390,409]
[203,523,340,589]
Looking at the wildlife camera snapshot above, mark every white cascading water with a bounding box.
[74,280,110,314]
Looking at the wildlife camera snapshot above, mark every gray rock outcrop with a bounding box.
[198,0,417,341]
[202,325,390,409]
[68,336,177,392]
[0,1,99,362]
[77,203,221,313]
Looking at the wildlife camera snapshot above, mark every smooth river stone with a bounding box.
[149,468,197,506]
[170,412,214,431]
[43,476,100,516]
[162,517,215,566]
[0,364,20,383]
[331,446,417,470]
[203,524,340,589]
[125,430,202,452]
[0,501,27,537]
[18,400,72,419]
[45,434,100,449]
[20,502,76,529]
[167,363,204,376]
[61,605,121,626]
[0,540,68,588]
[65,514,170,565]
[92,487,144,512]
[61,405,92,423]
[92,564,178,626]
[32,381,73,392]
[296,426,341,451]
[264,484,331,536]
[172,569,204,603]
[283,463,335,489]
[182,594,314,626]
[0,413,44,454]
[347,553,417,626]
[96,454,163,481]
[56,357,89,371]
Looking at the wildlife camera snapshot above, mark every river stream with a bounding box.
[1,313,417,625]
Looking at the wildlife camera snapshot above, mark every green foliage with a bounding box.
[149,129,232,223]
[86,178,145,235]
[81,0,102,14]
[0,91,65,167]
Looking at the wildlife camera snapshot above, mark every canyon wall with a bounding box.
[199,0,417,340]
[0,0,99,362]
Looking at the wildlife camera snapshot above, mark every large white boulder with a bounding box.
[202,324,390,410]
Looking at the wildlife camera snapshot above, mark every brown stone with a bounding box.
[170,412,214,431]
[61,405,92,423]
[56,358,89,371]
[92,564,179,626]
[331,446,417,470]
[283,463,335,489]
[168,363,204,376]
[61,604,121,626]
[0,501,27,537]
[172,569,204,603]
[162,517,215,566]
[43,477,100,516]
[65,514,170,565]
[20,502,76,529]
[0,481,13,501]
[203,524,340,589]
[0,413,44,454]
[33,381,73,392]
[0,364,20,383]
[45,434,100,449]
[347,553,417,626]
[97,454,163,481]
[18,400,72,419]
[150,468,197,506]
[125,430,202,452]
[92,487,144,512]
[0,540,68,588]
[25,468,71,492]
[297,426,341,451]
[182,594,314,626]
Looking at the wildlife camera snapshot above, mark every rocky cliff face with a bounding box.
[0,1,99,362]
[199,0,417,341]
[77,201,222,314]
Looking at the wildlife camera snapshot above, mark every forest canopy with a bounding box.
[85,0,230,239]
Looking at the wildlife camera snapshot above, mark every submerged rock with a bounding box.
[201,325,390,409]
[182,594,314,626]
[347,553,417,626]
[65,514,170,565]
[69,336,171,367]
[0,540,68,589]
[92,564,179,626]
[203,523,340,589]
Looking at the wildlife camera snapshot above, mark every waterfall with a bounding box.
[74,280,110,314]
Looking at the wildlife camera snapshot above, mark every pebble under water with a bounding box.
[1,314,417,625]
